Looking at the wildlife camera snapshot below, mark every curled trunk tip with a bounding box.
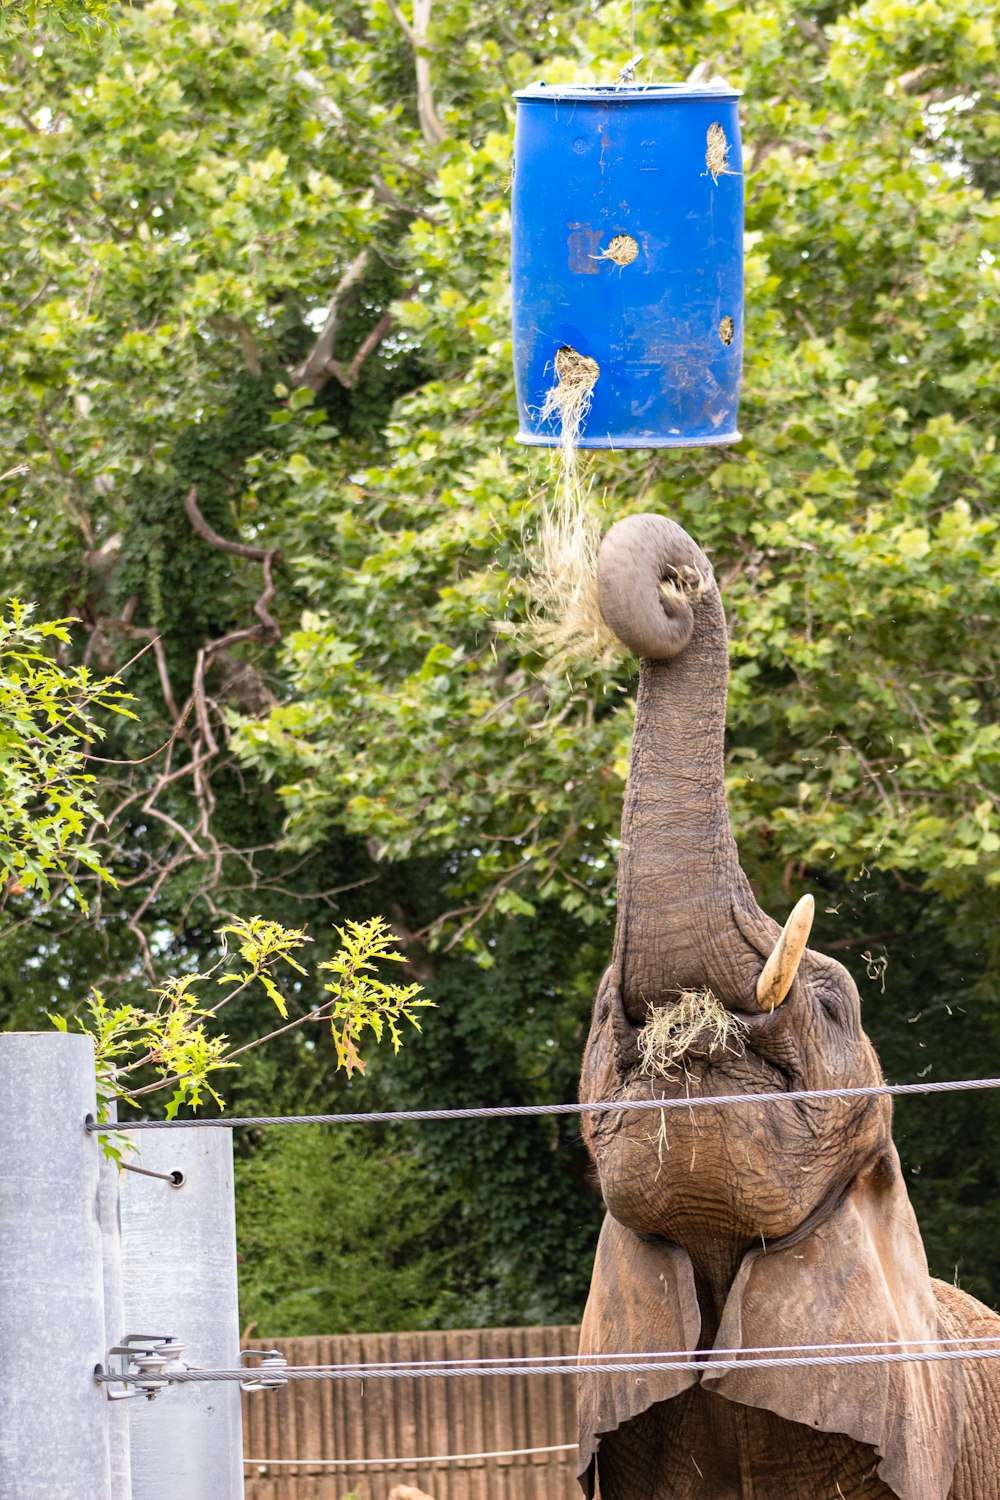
[597,514,715,659]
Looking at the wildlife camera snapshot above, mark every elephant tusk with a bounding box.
[756,894,815,1011]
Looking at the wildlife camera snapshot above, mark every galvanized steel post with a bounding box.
[0,1032,112,1500]
[121,1125,244,1500]
[98,1098,132,1500]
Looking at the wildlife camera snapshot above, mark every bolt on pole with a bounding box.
[0,1033,112,1500]
[120,1125,244,1500]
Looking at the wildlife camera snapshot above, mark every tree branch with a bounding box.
[331,305,397,390]
[209,316,263,376]
[292,250,370,391]
[792,15,829,53]
[385,0,447,148]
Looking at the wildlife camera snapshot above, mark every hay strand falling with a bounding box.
[539,345,600,457]
[638,989,749,1077]
[527,345,617,662]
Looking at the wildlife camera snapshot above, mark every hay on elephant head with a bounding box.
[638,989,748,1077]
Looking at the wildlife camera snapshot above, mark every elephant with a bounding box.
[576,513,1000,1499]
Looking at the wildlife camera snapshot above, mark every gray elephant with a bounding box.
[577,513,1000,1499]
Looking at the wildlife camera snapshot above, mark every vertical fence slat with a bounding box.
[242,1326,581,1500]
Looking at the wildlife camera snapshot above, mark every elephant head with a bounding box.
[577,514,967,1500]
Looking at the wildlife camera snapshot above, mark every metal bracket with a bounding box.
[615,53,644,88]
[239,1348,289,1392]
[96,1337,289,1400]
[97,1334,187,1402]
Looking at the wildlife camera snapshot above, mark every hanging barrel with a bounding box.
[511,83,744,449]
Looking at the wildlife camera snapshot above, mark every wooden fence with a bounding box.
[242,1326,582,1500]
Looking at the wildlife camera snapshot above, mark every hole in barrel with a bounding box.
[554,345,600,388]
[706,122,731,181]
[601,233,638,267]
[719,315,735,346]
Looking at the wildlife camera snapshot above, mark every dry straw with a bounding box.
[527,345,618,662]
[598,233,639,267]
[538,345,600,454]
[705,122,733,182]
[638,989,749,1077]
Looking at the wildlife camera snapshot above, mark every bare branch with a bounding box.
[792,15,829,53]
[91,614,185,725]
[322,305,399,391]
[292,250,370,391]
[383,0,416,45]
[183,486,278,565]
[372,173,438,222]
[209,316,263,376]
[386,0,447,148]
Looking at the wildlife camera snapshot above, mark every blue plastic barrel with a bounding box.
[511,83,743,449]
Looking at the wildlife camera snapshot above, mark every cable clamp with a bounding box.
[615,53,644,88]
[240,1348,289,1392]
[98,1334,187,1402]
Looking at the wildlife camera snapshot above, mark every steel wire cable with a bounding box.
[96,1343,1000,1386]
[86,1074,1000,1133]
[243,1442,578,1468]
[232,1332,1000,1378]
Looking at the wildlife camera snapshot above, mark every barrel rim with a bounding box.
[513,82,742,102]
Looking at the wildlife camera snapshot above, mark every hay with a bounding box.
[539,345,600,459]
[526,475,615,661]
[637,988,748,1077]
[525,345,618,663]
[705,122,733,182]
[598,233,639,268]
[658,561,709,605]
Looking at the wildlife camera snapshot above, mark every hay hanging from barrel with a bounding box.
[539,345,600,457]
[526,346,617,662]
[598,233,639,268]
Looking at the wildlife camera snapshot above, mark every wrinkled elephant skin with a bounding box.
[577,514,1000,1500]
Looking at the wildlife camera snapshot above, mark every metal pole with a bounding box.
[0,1032,112,1500]
[98,1098,132,1500]
[120,1126,244,1500]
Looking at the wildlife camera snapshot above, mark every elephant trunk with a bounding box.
[597,514,772,1023]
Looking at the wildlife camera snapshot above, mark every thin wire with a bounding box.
[243,1442,577,1468]
[231,1333,1000,1379]
[87,1073,1000,1132]
[95,1345,1000,1385]
[117,1160,182,1186]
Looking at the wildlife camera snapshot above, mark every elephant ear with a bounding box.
[702,1145,965,1500]
[576,1213,701,1497]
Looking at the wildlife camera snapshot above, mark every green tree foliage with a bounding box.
[0,599,132,899]
[235,1124,477,1336]
[1,0,998,1324]
[53,914,430,1119]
